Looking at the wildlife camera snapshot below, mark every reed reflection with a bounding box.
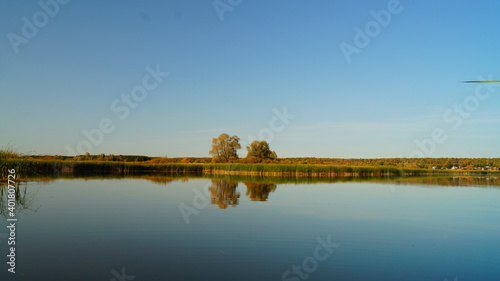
[0,181,40,217]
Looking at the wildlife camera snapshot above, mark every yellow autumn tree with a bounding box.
[209,133,241,163]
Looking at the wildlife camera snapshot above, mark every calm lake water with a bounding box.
[1,176,499,281]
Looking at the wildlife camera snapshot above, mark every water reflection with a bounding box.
[18,174,500,188]
[244,182,277,201]
[141,175,189,185]
[2,174,499,280]
[0,181,40,217]
[3,175,500,214]
[391,176,500,187]
[208,179,240,209]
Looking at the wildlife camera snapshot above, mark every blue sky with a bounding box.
[1,0,500,158]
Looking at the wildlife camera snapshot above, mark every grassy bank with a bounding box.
[200,163,500,177]
[2,159,500,179]
[0,159,201,178]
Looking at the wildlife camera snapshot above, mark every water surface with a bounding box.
[1,176,499,280]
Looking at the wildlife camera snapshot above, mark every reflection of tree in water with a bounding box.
[0,181,40,217]
[244,182,277,201]
[208,179,240,209]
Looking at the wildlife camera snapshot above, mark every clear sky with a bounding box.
[1,0,500,158]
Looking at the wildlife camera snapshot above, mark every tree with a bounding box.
[246,140,277,162]
[209,133,241,163]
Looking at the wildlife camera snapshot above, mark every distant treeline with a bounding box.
[22,154,500,170]
[28,153,153,162]
[276,157,500,170]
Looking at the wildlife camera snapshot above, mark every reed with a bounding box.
[1,159,499,179]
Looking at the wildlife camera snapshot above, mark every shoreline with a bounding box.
[2,159,500,179]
